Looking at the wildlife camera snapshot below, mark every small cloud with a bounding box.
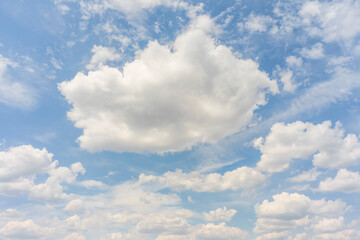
[300,43,324,59]
[286,56,303,68]
[86,45,121,70]
[34,131,56,143]
[244,14,273,32]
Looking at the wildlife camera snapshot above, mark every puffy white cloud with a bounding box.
[64,232,86,240]
[255,231,289,240]
[286,56,303,68]
[300,43,324,59]
[254,192,348,235]
[139,166,267,192]
[193,223,247,240]
[86,45,121,70]
[255,121,360,173]
[299,0,360,43]
[59,15,278,153]
[288,168,321,182]
[203,207,237,222]
[318,169,360,193]
[156,222,247,240]
[0,145,54,180]
[0,219,52,239]
[0,54,35,108]
[244,14,273,32]
[135,213,191,234]
[279,69,297,93]
[0,145,85,201]
[65,199,85,213]
[312,216,344,233]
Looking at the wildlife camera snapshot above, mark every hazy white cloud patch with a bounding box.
[0,54,36,108]
[300,0,360,44]
[281,68,360,119]
[278,69,297,93]
[79,0,193,22]
[139,166,267,193]
[156,222,248,240]
[63,232,86,240]
[288,168,322,183]
[300,42,324,59]
[59,15,278,153]
[244,14,273,32]
[318,169,360,193]
[286,56,303,68]
[314,229,360,240]
[256,231,289,240]
[254,121,360,173]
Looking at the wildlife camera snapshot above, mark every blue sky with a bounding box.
[1,0,360,239]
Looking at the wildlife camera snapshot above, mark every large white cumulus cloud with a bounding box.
[59,15,278,153]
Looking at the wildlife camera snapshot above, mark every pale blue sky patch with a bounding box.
[0,0,360,239]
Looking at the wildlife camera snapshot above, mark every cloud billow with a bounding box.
[59,16,278,153]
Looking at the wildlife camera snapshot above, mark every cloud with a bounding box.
[244,14,273,32]
[79,0,192,21]
[318,169,360,193]
[0,145,85,202]
[300,42,324,59]
[314,229,360,240]
[86,45,121,70]
[254,121,360,173]
[282,68,360,118]
[255,231,289,240]
[135,213,191,234]
[312,216,344,233]
[288,168,321,183]
[59,15,278,153]
[65,199,85,213]
[76,180,107,189]
[279,69,297,93]
[101,232,123,240]
[0,145,55,181]
[286,56,303,68]
[254,192,348,236]
[64,232,86,240]
[203,207,237,222]
[0,54,36,108]
[299,0,360,44]
[0,219,52,239]
[156,222,248,240]
[139,166,267,192]
[106,0,189,14]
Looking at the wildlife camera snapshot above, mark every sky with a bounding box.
[0,0,360,239]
